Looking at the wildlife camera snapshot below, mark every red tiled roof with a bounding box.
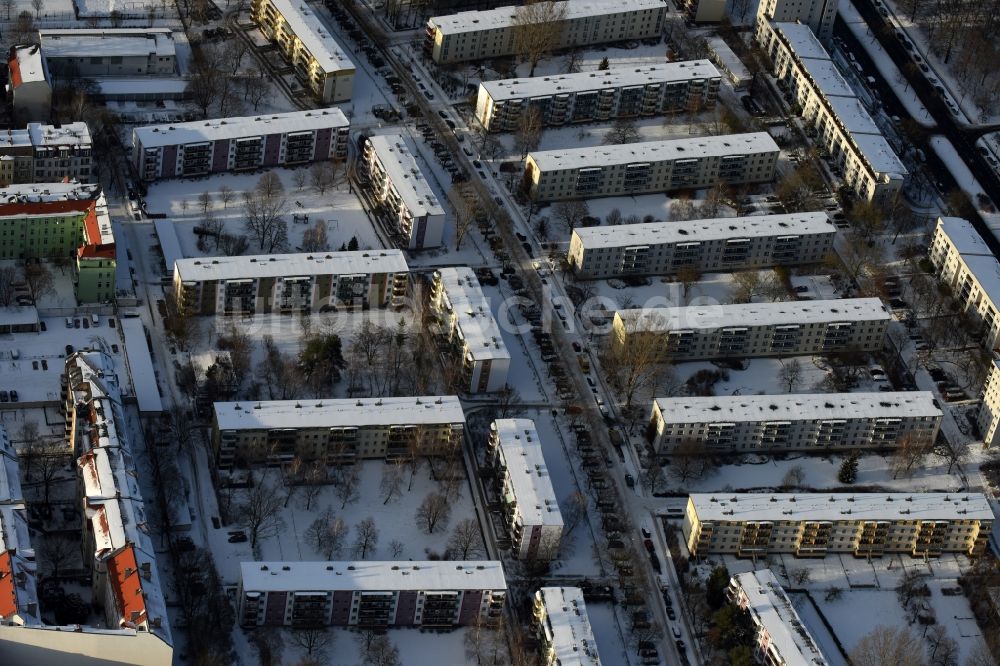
[0,198,92,217]
[107,546,147,629]
[0,551,18,619]
[8,57,21,88]
[78,244,116,260]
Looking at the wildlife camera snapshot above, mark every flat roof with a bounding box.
[434,267,511,363]
[174,249,408,282]
[850,130,907,176]
[0,181,98,201]
[528,132,778,172]
[536,587,601,666]
[430,0,666,35]
[10,44,47,85]
[0,122,91,149]
[800,58,854,98]
[260,0,355,74]
[689,492,993,522]
[152,219,184,276]
[655,391,941,424]
[618,297,890,332]
[732,570,829,666]
[826,95,880,135]
[480,60,720,102]
[574,212,834,248]
[0,454,23,506]
[120,318,163,413]
[40,28,176,59]
[706,37,751,81]
[133,108,349,149]
[95,78,189,96]
[937,216,993,256]
[0,305,39,328]
[772,21,832,61]
[241,561,507,592]
[366,134,444,220]
[492,419,563,528]
[214,396,466,431]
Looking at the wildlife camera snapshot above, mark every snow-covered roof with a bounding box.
[799,58,854,98]
[39,28,176,59]
[655,391,941,424]
[119,318,162,414]
[79,447,142,504]
[10,44,48,86]
[214,396,466,431]
[492,420,563,528]
[152,219,184,276]
[958,253,1000,304]
[0,123,91,149]
[433,267,511,363]
[706,37,751,82]
[240,561,508,592]
[772,21,832,61]
[0,505,32,557]
[689,492,993,522]
[849,131,907,177]
[133,108,349,149]
[0,507,39,626]
[429,0,666,35]
[0,181,99,200]
[0,428,22,506]
[825,95,880,135]
[174,249,408,282]
[574,212,834,248]
[261,0,355,74]
[936,216,993,256]
[480,60,720,102]
[95,78,189,96]
[0,305,39,328]
[732,570,829,666]
[535,587,601,666]
[618,297,890,332]
[366,134,444,220]
[528,132,779,171]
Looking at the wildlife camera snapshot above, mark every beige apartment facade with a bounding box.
[684,493,993,558]
[648,391,941,454]
[568,212,835,279]
[612,298,890,362]
[524,133,779,202]
[211,397,465,468]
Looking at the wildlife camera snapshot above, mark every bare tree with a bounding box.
[891,431,934,479]
[552,199,589,232]
[309,161,336,194]
[37,535,78,579]
[197,191,212,215]
[512,0,568,76]
[352,516,380,559]
[0,266,18,306]
[561,491,588,535]
[562,49,582,73]
[388,539,405,558]
[361,634,401,666]
[448,182,482,251]
[301,219,329,252]
[2,0,15,20]
[781,465,805,488]
[243,173,288,252]
[778,359,803,393]
[305,507,348,559]
[218,185,235,208]
[603,118,641,145]
[514,105,544,159]
[333,463,361,509]
[729,271,765,303]
[850,625,927,666]
[676,265,701,304]
[604,311,671,409]
[379,465,404,504]
[788,568,812,586]
[415,492,452,534]
[292,168,309,191]
[290,628,332,657]
[22,261,55,301]
[669,438,711,483]
[242,70,270,112]
[31,0,42,19]
[446,518,484,559]
[239,478,286,548]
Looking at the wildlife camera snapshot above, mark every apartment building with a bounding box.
[647,391,942,454]
[0,122,92,185]
[361,134,445,250]
[568,212,835,279]
[429,267,511,393]
[425,0,667,64]
[486,420,563,561]
[679,0,726,22]
[978,358,1000,448]
[0,427,39,628]
[683,493,993,558]
[756,21,906,203]
[612,298,890,362]
[0,182,115,303]
[729,570,830,666]
[250,0,355,103]
[532,588,601,666]
[524,133,779,202]
[757,0,837,41]
[39,28,177,77]
[8,44,51,124]
[475,61,721,132]
[238,561,507,628]
[928,216,1000,349]
[707,37,752,90]
[64,351,171,653]
[132,108,350,182]
[173,250,409,316]
[211,396,465,468]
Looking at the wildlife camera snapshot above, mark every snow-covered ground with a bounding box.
[928,135,1000,234]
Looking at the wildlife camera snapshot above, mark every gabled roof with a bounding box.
[107,546,147,630]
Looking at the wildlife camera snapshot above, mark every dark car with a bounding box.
[9,390,17,402]
[65,344,74,356]
[0,391,8,402]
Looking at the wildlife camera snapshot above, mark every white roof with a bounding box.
[120,318,163,413]
[174,249,408,282]
[96,78,189,96]
[0,455,23,507]
[772,21,832,61]
[0,505,31,556]
[536,587,602,666]
[850,131,907,177]
[825,95,880,135]
[574,212,834,248]
[0,181,99,201]
[133,108,349,149]
[40,28,176,59]
[0,123,91,149]
[492,420,563,528]
[430,0,666,35]
[480,60,720,102]
[937,216,993,256]
[0,305,39,328]
[241,561,507,592]
[655,391,941,424]
[528,132,778,172]
[799,58,854,98]
[215,396,466,431]
[262,0,355,74]
[366,134,444,219]
[618,297,890,332]
[732,570,829,666]
[152,219,184,275]
[434,267,511,363]
[79,447,143,504]
[11,44,47,85]
[706,37,751,82]
[689,492,993,522]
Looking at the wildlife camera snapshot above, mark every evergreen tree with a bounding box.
[838,453,860,484]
